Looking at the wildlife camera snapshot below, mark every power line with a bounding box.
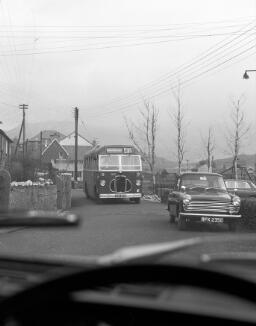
[87,43,256,118]
[0,22,254,55]
[0,16,251,29]
[88,21,256,113]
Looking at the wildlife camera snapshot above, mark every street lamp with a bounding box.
[243,69,256,79]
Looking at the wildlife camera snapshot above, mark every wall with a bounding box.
[56,173,72,210]
[9,174,72,211]
[10,185,57,210]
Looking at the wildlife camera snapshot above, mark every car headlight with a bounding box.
[136,179,141,186]
[232,196,241,207]
[100,179,106,187]
[183,195,191,206]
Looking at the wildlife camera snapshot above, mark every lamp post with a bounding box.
[243,69,256,79]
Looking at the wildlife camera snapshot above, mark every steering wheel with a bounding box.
[0,263,256,325]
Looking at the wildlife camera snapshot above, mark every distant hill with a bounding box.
[6,120,177,172]
[6,120,128,145]
[214,154,256,171]
[6,121,74,140]
[155,156,178,172]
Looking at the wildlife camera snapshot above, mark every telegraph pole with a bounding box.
[74,107,79,181]
[19,104,28,179]
[40,131,43,170]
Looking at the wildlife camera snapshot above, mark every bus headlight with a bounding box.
[136,179,141,186]
[100,180,106,187]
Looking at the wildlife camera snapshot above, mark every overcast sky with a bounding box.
[0,0,256,162]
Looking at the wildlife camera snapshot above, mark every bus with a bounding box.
[83,145,143,203]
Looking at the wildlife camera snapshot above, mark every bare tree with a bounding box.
[201,127,214,172]
[125,100,159,192]
[171,86,186,174]
[225,96,250,179]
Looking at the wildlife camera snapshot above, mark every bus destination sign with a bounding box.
[106,147,133,154]
[106,147,123,153]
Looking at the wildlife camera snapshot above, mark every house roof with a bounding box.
[30,130,66,141]
[0,129,13,143]
[60,132,92,147]
[63,145,92,161]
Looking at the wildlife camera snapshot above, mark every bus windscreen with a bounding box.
[99,155,141,171]
[121,155,141,171]
[99,155,119,170]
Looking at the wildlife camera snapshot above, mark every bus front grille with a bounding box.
[110,176,132,193]
[116,176,126,192]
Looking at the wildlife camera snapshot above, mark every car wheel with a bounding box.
[177,214,187,230]
[169,209,175,224]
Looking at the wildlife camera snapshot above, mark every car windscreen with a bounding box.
[181,175,226,190]
[225,180,251,189]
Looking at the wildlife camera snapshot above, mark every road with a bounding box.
[0,189,254,258]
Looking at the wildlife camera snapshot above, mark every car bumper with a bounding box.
[180,212,241,223]
[99,193,142,199]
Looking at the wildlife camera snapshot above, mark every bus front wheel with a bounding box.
[95,188,102,204]
[133,198,141,204]
[84,183,90,199]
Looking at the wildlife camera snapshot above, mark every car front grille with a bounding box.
[184,200,237,214]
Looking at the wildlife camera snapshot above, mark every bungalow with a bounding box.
[0,129,12,169]
[42,132,92,181]
[26,130,66,160]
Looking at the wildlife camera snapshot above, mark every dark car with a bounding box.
[167,172,241,231]
[225,179,256,199]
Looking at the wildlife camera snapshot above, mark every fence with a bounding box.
[142,172,177,202]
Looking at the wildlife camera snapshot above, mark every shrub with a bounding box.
[239,198,256,229]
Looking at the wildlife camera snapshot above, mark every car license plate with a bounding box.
[201,217,224,223]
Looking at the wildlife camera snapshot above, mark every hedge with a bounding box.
[239,198,256,230]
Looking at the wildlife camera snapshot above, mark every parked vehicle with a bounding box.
[225,179,256,199]
[83,145,143,203]
[167,172,241,231]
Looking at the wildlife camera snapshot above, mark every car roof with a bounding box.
[180,172,222,177]
[225,179,250,182]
